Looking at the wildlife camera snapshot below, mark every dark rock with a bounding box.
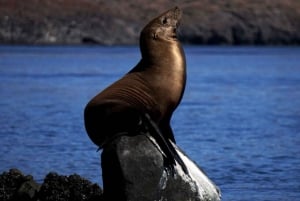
[38,172,103,201]
[0,168,40,201]
[101,134,221,201]
[0,169,103,201]
[0,0,299,45]
[17,179,40,201]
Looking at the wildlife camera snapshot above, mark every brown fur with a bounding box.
[84,7,186,147]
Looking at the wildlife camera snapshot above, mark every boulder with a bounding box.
[101,134,221,201]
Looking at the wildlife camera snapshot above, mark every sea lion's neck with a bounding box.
[131,40,186,113]
[140,41,186,71]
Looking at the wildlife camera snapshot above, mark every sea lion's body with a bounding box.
[84,7,186,151]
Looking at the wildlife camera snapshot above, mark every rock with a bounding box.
[101,134,221,201]
[102,135,164,200]
[0,169,103,201]
[18,179,40,201]
[38,172,103,201]
[0,0,299,45]
[0,169,40,201]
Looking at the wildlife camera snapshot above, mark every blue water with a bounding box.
[0,45,299,200]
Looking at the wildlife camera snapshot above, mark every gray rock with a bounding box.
[101,134,221,201]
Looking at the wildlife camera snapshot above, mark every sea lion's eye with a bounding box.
[162,17,168,25]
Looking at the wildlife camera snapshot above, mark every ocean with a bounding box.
[0,45,299,200]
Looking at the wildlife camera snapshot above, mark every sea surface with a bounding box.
[0,45,299,201]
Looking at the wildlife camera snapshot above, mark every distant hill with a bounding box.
[0,0,299,45]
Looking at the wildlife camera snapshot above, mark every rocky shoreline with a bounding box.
[0,0,299,45]
[0,169,103,201]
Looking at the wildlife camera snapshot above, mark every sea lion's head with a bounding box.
[139,7,182,61]
[141,7,181,42]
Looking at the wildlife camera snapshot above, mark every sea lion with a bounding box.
[84,7,186,172]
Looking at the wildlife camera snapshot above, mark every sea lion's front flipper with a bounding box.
[141,113,188,175]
